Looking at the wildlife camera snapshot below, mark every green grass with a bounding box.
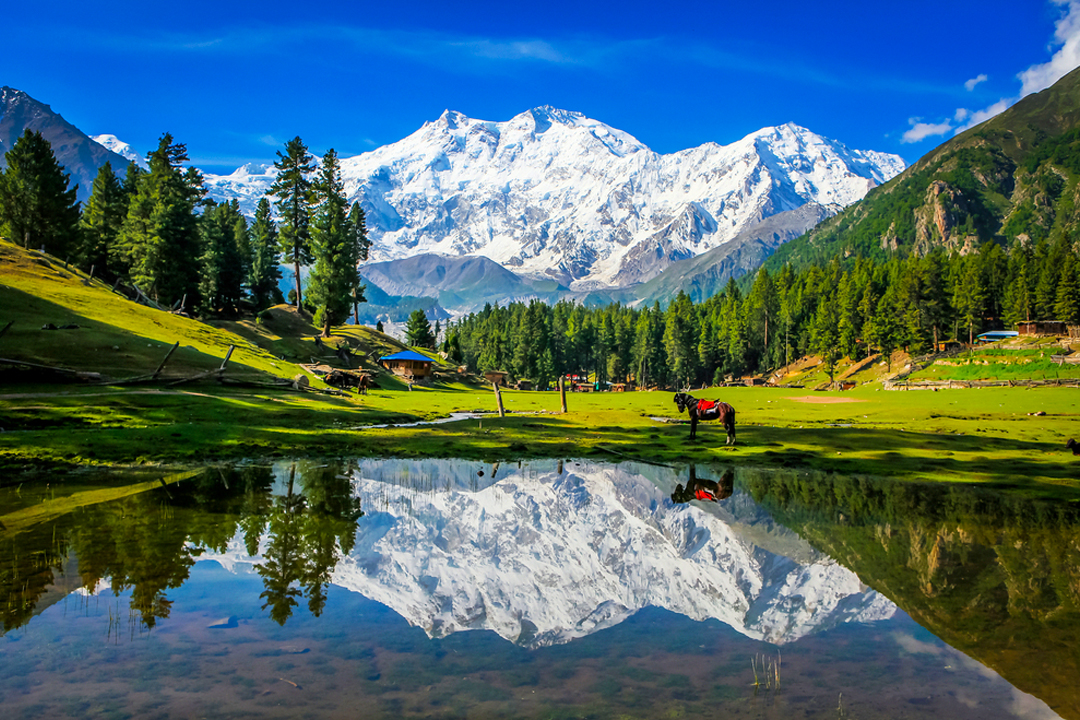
[908,346,1080,381]
[2,238,1080,500]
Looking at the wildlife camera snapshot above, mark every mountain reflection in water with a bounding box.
[0,459,1074,719]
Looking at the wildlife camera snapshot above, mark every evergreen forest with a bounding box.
[0,130,370,334]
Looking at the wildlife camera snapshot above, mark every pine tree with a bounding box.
[249,198,282,310]
[663,291,699,388]
[809,293,840,382]
[115,134,204,308]
[199,200,247,315]
[307,150,355,336]
[268,137,316,310]
[406,309,435,348]
[952,256,986,344]
[1053,253,1080,323]
[78,162,127,276]
[0,129,81,256]
[345,202,370,324]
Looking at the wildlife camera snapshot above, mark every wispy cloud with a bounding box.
[954,99,1011,132]
[964,73,988,91]
[44,21,946,94]
[1020,0,1080,94]
[902,118,953,144]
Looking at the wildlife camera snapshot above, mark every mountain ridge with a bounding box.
[0,87,131,202]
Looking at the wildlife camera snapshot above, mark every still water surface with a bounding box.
[1,459,1077,719]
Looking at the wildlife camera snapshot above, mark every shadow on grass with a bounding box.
[0,287,276,380]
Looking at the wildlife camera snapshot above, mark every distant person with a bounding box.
[671,466,734,504]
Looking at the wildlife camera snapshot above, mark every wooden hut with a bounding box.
[1018,321,1067,336]
[484,371,509,387]
[380,350,434,381]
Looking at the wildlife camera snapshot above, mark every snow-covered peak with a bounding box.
[203,107,905,290]
[91,134,147,169]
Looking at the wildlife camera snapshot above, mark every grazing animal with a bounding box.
[1068,438,1080,455]
[673,392,736,444]
[323,370,374,394]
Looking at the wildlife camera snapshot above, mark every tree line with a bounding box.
[0,129,370,334]
[440,236,1080,389]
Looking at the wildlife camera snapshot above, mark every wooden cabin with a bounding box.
[380,350,434,381]
[1018,321,1067,336]
[484,371,509,387]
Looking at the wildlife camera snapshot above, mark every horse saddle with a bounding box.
[696,399,721,419]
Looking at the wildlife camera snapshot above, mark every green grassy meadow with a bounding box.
[1,237,1079,500]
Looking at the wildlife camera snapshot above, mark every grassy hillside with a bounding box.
[0,237,447,386]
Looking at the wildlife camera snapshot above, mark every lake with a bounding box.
[1,459,1076,719]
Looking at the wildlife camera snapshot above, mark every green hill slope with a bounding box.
[763,66,1080,273]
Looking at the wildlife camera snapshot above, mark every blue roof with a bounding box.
[380,350,434,363]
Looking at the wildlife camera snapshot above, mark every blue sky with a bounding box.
[6,0,1080,173]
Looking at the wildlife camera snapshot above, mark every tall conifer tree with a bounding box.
[0,129,81,256]
[250,198,282,310]
[268,137,315,310]
[79,161,127,276]
[307,149,354,336]
[116,134,204,308]
[345,202,370,324]
[199,200,247,315]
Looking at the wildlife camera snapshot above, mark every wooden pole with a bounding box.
[219,345,235,371]
[152,342,180,380]
[0,321,12,344]
[559,375,568,413]
[493,381,505,418]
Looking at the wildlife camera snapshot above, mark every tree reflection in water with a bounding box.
[0,461,362,633]
[744,469,1080,720]
[256,462,364,625]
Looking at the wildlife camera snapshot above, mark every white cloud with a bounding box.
[1018,0,1080,96]
[955,99,1011,132]
[964,73,988,91]
[902,118,953,144]
[954,108,970,121]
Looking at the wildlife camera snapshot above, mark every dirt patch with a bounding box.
[786,395,866,404]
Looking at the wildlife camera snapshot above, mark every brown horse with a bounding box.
[673,392,736,444]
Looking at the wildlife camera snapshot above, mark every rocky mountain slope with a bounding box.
[0,87,130,202]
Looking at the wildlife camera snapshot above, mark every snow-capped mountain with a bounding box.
[204,460,895,647]
[91,134,147,170]
[203,106,903,289]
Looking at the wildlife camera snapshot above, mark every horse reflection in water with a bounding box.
[670,465,734,504]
